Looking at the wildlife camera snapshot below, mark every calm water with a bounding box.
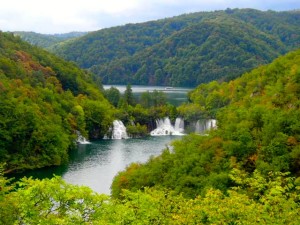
[103,85,192,106]
[12,132,182,194]
[65,136,180,193]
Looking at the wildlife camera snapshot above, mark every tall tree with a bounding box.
[124,84,135,106]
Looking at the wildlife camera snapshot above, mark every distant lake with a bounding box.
[103,85,192,106]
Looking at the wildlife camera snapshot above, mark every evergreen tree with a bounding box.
[124,84,135,106]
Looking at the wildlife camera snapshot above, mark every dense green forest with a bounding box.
[0,31,185,172]
[50,8,300,86]
[112,48,300,198]
[1,49,300,224]
[1,8,300,224]
[13,31,87,49]
[0,32,115,172]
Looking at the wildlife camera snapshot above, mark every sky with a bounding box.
[0,0,299,34]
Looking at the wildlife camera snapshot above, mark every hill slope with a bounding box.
[0,32,114,172]
[111,48,300,198]
[96,17,285,86]
[52,9,300,87]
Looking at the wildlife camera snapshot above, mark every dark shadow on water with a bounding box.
[7,144,94,181]
[6,136,183,193]
[7,163,69,181]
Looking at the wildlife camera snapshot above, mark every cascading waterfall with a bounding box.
[210,119,217,129]
[111,120,128,139]
[76,131,91,144]
[150,117,185,136]
[195,119,217,133]
[174,117,184,133]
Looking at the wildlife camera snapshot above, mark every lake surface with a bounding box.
[13,136,181,194]
[103,85,192,106]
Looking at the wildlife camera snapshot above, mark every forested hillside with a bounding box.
[52,8,300,86]
[13,31,87,48]
[1,49,300,225]
[0,32,114,172]
[112,48,300,198]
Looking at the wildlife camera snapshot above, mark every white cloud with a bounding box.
[0,0,299,33]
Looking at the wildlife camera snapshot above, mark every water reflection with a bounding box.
[64,137,180,194]
[12,136,181,194]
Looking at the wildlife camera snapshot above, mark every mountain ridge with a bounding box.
[46,8,300,87]
[14,9,300,87]
[13,31,87,48]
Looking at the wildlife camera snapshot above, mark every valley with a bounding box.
[1,6,300,224]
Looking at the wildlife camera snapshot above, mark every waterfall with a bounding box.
[195,119,217,133]
[76,131,91,144]
[174,117,184,133]
[195,120,201,133]
[207,119,217,130]
[112,120,128,139]
[150,117,185,136]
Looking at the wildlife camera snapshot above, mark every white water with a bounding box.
[76,131,91,144]
[111,120,128,139]
[150,117,185,136]
[174,117,185,133]
[195,119,217,133]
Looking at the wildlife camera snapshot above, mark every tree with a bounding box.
[104,86,121,107]
[140,90,167,108]
[124,84,135,106]
[0,176,110,224]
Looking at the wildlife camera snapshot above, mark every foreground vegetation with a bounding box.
[1,166,300,224]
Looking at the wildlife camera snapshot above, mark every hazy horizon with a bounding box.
[1,0,299,34]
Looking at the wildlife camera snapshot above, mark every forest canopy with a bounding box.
[48,9,300,87]
[112,48,300,199]
[0,32,115,172]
